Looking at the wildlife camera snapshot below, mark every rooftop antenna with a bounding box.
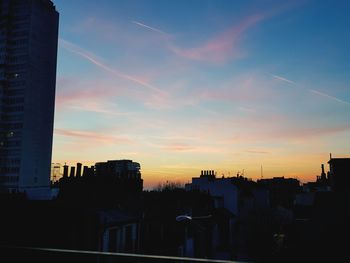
[261,164,263,179]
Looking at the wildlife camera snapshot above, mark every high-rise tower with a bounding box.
[0,0,59,199]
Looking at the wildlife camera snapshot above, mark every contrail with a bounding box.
[271,73,349,106]
[272,74,295,84]
[132,21,167,35]
[309,89,350,105]
[59,38,165,95]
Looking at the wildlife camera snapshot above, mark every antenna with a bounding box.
[261,164,263,179]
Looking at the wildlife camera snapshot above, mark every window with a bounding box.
[2,97,24,104]
[4,88,24,96]
[3,105,24,112]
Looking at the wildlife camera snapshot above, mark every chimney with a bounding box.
[82,166,89,177]
[69,166,75,177]
[90,165,95,176]
[76,163,82,177]
[63,164,69,177]
[321,164,326,179]
[201,170,203,176]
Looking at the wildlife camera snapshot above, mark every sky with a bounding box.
[52,0,350,188]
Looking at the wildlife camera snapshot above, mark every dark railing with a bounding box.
[0,246,241,263]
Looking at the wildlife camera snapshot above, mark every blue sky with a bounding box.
[52,0,350,188]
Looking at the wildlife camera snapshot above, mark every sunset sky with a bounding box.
[52,0,350,188]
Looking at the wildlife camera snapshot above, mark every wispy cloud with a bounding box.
[132,14,266,63]
[309,89,350,105]
[59,38,165,95]
[238,125,350,142]
[167,14,265,63]
[197,74,273,103]
[161,143,195,152]
[245,150,270,154]
[132,21,168,35]
[67,103,134,116]
[56,82,115,108]
[154,142,221,153]
[54,128,133,144]
[238,106,256,113]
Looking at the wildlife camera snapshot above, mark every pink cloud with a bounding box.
[161,143,195,152]
[167,14,265,63]
[54,128,133,144]
[56,84,115,107]
[57,39,177,110]
[196,75,274,103]
[59,39,166,95]
[151,142,221,153]
[55,76,177,112]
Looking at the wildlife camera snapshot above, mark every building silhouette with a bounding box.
[0,0,59,199]
[185,170,271,260]
[95,159,142,179]
[57,160,143,206]
[257,177,300,208]
[328,157,350,192]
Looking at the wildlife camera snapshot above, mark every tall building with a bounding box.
[0,0,59,199]
[328,157,350,192]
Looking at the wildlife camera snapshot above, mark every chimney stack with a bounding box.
[69,166,75,177]
[76,163,82,177]
[82,166,89,177]
[90,165,95,176]
[63,164,69,177]
[321,164,326,179]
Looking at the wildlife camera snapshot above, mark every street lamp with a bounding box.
[176,215,192,222]
[176,214,212,222]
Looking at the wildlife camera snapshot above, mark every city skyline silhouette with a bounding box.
[51,0,350,188]
[1,1,350,262]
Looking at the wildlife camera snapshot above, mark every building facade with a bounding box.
[0,0,59,198]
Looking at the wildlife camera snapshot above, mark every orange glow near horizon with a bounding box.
[53,151,344,190]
